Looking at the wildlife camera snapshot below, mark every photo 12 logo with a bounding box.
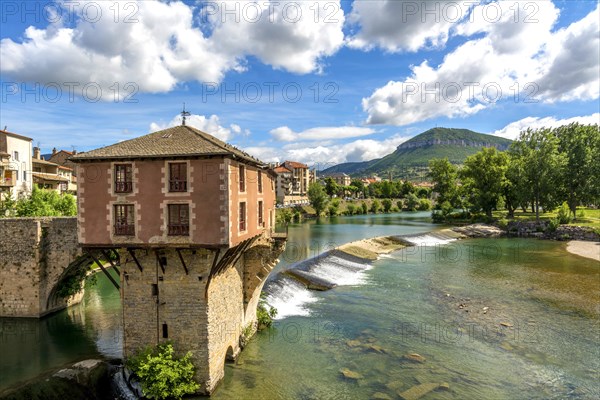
[1,1,139,24]
[1,82,139,103]
[200,81,339,104]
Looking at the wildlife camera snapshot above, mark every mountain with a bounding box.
[320,128,513,179]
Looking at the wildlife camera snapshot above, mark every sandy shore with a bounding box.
[566,240,600,262]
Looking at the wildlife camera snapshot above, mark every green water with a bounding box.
[1,212,598,399]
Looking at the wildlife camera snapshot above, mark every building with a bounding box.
[272,160,316,206]
[325,172,352,187]
[42,148,78,174]
[32,147,76,193]
[70,124,285,394]
[0,130,33,200]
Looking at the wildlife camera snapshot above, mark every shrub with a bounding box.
[557,202,572,224]
[257,293,277,329]
[346,203,356,215]
[15,188,77,217]
[417,199,431,211]
[405,193,420,211]
[382,199,392,213]
[548,218,560,232]
[328,198,341,216]
[361,201,368,214]
[496,218,509,230]
[127,343,200,400]
[396,200,404,211]
[277,209,293,224]
[370,199,381,213]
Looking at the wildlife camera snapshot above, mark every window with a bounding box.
[169,163,187,192]
[114,204,135,235]
[239,202,246,231]
[13,151,19,161]
[258,201,263,226]
[239,165,245,192]
[258,171,262,193]
[168,204,190,236]
[162,323,169,339]
[115,164,133,193]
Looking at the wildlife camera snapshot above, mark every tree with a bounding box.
[308,182,329,216]
[405,193,420,211]
[382,199,393,213]
[328,198,341,216]
[509,128,564,220]
[15,187,77,217]
[324,178,339,197]
[361,201,368,214]
[346,203,356,215]
[555,123,600,219]
[428,158,459,208]
[460,147,509,218]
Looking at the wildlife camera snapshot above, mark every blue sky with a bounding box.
[1,0,598,168]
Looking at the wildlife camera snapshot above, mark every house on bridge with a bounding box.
[70,124,286,394]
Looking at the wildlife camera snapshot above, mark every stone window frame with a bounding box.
[168,162,188,193]
[114,163,133,193]
[167,203,190,236]
[114,204,135,236]
[239,201,247,233]
[162,160,193,197]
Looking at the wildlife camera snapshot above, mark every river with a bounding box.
[1,212,598,399]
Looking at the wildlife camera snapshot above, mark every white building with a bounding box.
[0,130,33,200]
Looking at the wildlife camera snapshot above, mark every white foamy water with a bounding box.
[402,234,456,246]
[265,276,319,319]
[303,255,371,286]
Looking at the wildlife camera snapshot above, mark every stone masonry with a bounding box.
[0,217,84,317]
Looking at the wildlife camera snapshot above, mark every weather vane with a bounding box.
[181,103,191,126]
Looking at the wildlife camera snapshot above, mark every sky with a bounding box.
[1,0,599,170]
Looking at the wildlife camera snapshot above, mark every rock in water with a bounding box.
[340,368,362,380]
[284,269,337,291]
[372,392,393,400]
[403,353,426,363]
[398,383,440,400]
[438,382,450,391]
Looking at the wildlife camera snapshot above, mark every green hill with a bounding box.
[321,128,512,179]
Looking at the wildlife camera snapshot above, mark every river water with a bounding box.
[1,212,598,399]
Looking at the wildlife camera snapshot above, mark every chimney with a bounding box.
[33,147,41,160]
[72,149,77,155]
[52,147,57,155]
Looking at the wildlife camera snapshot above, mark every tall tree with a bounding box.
[555,123,600,218]
[509,128,564,220]
[460,147,509,218]
[428,158,459,208]
[324,177,339,197]
[308,182,329,217]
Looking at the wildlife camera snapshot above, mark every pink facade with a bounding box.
[76,157,276,248]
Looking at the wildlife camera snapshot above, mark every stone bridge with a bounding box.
[0,217,90,317]
[0,216,286,394]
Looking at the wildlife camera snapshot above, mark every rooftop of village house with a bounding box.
[70,125,264,166]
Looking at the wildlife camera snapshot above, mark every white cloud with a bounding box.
[270,126,375,141]
[246,133,409,167]
[0,0,345,99]
[347,0,478,52]
[492,113,600,140]
[149,114,245,142]
[362,2,600,126]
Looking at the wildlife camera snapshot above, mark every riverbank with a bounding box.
[567,240,600,262]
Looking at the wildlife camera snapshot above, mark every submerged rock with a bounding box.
[398,382,440,400]
[346,339,362,348]
[438,382,450,391]
[371,392,393,400]
[340,368,362,380]
[403,353,426,363]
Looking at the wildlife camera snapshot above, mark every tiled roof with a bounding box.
[273,166,292,174]
[71,125,264,165]
[33,158,59,167]
[32,172,69,183]
[284,161,308,169]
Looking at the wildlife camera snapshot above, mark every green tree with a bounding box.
[308,182,329,216]
[361,201,368,214]
[346,203,356,215]
[127,343,200,400]
[405,193,420,211]
[328,198,341,216]
[509,128,564,220]
[555,123,600,218]
[382,199,393,213]
[370,199,381,213]
[418,199,432,211]
[428,158,459,207]
[15,187,77,217]
[460,147,509,218]
[396,199,404,211]
[324,178,339,197]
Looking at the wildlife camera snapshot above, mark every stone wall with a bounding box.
[0,217,82,317]
[120,234,285,394]
[506,221,600,242]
